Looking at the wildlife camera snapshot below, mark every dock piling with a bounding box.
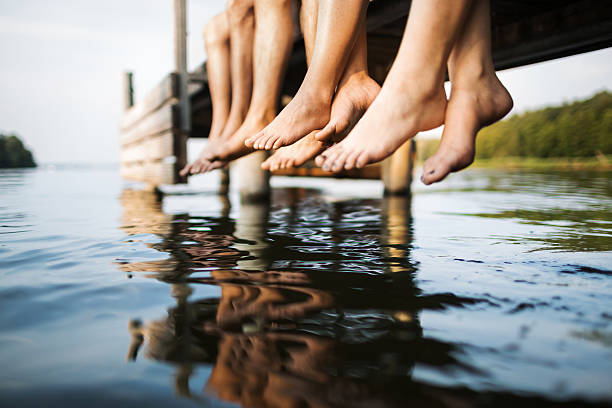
[122,71,134,111]
[382,139,416,196]
[173,0,189,182]
[235,151,270,203]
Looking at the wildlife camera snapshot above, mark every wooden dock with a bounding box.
[120,0,612,198]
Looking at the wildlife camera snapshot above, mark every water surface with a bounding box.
[1,165,611,407]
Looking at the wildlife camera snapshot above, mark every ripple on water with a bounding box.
[1,168,611,406]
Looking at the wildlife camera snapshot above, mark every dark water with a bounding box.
[1,165,611,407]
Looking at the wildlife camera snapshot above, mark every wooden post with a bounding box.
[381,139,416,195]
[219,168,230,195]
[123,71,134,111]
[174,0,190,183]
[234,151,270,203]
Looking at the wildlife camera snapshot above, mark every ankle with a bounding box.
[246,109,276,125]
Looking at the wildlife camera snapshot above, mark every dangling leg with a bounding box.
[196,0,255,171]
[180,12,231,175]
[265,9,380,171]
[204,0,295,168]
[262,0,325,171]
[316,0,471,171]
[245,0,368,150]
[421,0,513,184]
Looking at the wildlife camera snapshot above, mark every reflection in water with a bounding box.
[118,185,608,407]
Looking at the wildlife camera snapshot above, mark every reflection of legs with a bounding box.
[421,0,513,184]
[181,12,230,175]
[265,8,381,171]
[198,0,254,169]
[208,0,295,165]
[317,0,471,171]
[246,0,368,150]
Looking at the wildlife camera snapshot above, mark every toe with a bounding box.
[355,151,370,169]
[272,135,288,150]
[259,133,274,150]
[190,162,201,174]
[261,158,272,170]
[245,131,262,148]
[344,151,360,170]
[315,148,332,167]
[331,150,350,173]
[179,164,191,177]
[321,147,341,172]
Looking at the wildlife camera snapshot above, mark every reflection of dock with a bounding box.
[119,0,612,196]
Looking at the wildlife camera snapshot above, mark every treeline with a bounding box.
[0,133,36,168]
[417,90,611,161]
[476,91,611,159]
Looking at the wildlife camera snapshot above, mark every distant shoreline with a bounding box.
[469,156,611,170]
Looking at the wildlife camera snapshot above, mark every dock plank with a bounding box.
[121,103,180,147]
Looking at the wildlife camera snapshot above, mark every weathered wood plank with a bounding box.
[121,131,176,164]
[271,161,381,180]
[121,160,175,185]
[121,73,179,131]
[121,103,180,147]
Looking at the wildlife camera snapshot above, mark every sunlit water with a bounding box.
[1,165,611,407]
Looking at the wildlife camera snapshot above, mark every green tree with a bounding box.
[0,133,36,168]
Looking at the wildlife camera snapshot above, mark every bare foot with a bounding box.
[244,88,332,151]
[315,82,447,173]
[214,113,274,162]
[315,71,380,143]
[180,138,223,176]
[180,113,245,176]
[261,131,328,171]
[421,76,513,185]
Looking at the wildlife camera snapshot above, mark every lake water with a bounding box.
[1,165,611,407]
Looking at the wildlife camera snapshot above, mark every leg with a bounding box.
[206,0,295,165]
[421,0,513,184]
[264,13,380,171]
[317,0,471,171]
[180,12,231,176]
[196,0,255,170]
[245,0,368,150]
[262,0,325,171]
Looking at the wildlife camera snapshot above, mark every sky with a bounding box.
[0,0,610,164]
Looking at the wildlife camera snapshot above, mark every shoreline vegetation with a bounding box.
[417,90,611,170]
[0,133,36,168]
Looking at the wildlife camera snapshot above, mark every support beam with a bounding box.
[219,168,230,196]
[123,71,134,111]
[173,0,190,182]
[234,152,270,203]
[382,139,416,196]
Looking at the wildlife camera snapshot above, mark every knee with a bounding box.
[226,0,254,24]
[204,12,229,45]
